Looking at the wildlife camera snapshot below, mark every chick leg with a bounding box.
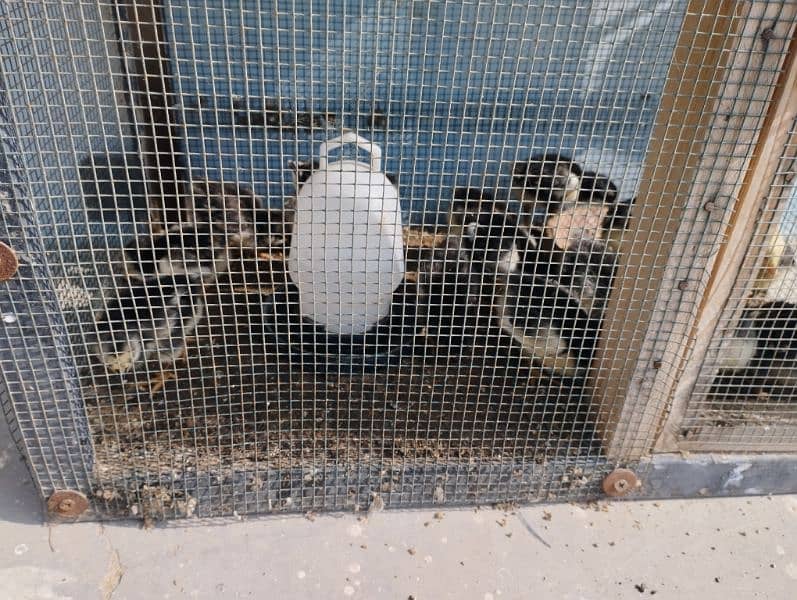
[147,369,176,394]
[141,345,189,394]
[151,329,202,391]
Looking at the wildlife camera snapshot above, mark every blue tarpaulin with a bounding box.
[164,0,686,224]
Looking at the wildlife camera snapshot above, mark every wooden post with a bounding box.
[121,0,185,226]
[591,0,797,460]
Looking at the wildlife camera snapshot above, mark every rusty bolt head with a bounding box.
[677,279,689,292]
[703,200,716,212]
[602,468,640,497]
[0,242,18,282]
[47,490,89,518]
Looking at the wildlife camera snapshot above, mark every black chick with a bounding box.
[602,196,636,246]
[445,190,605,377]
[578,170,618,205]
[448,188,560,281]
[715,301,797,386]
[289,159,320,189]
[578,170,635,239]
[494,270,599,380]
[421,189,506,354]
[185,180,263,246]
[511,157,631,248]
[547,168,632,249]
[709,300,797,406]
[512,153,583,227]
[452,188,527,275]
[419,219,493,355]
[187,179,290,264]
[254,206,293,254]
[745,301,797,387]
[123,225,235,282]
[553,238,619,318]
[93,274,205,374]
[449,187,494,231]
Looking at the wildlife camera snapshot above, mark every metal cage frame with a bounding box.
[1,0,797,521]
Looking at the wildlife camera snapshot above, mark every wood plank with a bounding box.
[679,424,797,453]
[592,0,738,457]
[121,0,185,226]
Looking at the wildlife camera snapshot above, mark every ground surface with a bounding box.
[2,418,797,600]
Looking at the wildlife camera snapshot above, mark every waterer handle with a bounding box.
[318,131,382,173]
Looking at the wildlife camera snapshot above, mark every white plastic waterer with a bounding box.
[287,132,405,336]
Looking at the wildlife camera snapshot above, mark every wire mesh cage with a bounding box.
[1,1,796,522]
[678,114,797,451]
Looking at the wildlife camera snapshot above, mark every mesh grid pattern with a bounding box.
[0,1,793,521]
[682,112,797,451]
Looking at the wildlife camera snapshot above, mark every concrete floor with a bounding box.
[2,420,797,600]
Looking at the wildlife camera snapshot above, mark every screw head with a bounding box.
[677,280,689,292]
[602,468,640,497]
[47,490,89,518]
[0,241,18,282]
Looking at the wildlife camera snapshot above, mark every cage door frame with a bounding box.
[592,0,797,460]
[658,30,797,453]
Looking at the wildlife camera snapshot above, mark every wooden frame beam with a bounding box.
[121,0,185,226]
[659,16,797,453]
[592,0,797,460]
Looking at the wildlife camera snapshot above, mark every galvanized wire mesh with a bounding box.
[682,111,797,451]
[0,0,793,520]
